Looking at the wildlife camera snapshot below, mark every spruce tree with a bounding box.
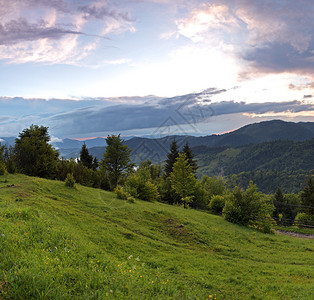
[79,143,93,169]
[300,174,314,215]
[164,140,179,177]
[272,187,284,224]
[170,153,197,208]
[182,142,197,174]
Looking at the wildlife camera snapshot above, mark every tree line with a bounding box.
[0,125,313,233]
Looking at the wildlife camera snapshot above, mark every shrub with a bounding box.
[65,173,75,188]
[125,173,159,202]
[295,212,314,228]
[223,181,274,231]
[114,185,130,200]
[208,195,226,215]
[127,196,136,203]
[182,196,193,209]
[141,181,160,202]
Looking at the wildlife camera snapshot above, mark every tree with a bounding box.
[182,142,197,174]
[272,187,284,224]
[14,125,59,178]
[300,174,314,215]
[4,146,16,174]
[79,143,93,169]
[170,153,197,208]
[223,181,274,232]
[0,143,6,175]
[100,134,134,190]
[164,140,179,177]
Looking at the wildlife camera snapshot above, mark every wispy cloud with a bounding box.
[0,0,135,64]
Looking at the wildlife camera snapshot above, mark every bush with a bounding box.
[125,173,159,202]
[295,212,314,228]
[127,196,136,203]
[65,173,75,188]
[114,185,130,200]
[208,195,226,215]
[182,196,193,209]
[223,181,274,231]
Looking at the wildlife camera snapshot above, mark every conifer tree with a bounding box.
[164,140,179,177]
[170,153,197,208]
[182,142,197,174]
[300,174,314,215]
[79,143,93,169]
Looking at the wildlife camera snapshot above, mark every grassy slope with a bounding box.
[0,174,313,299]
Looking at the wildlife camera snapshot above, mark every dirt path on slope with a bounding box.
[276,230,314,239]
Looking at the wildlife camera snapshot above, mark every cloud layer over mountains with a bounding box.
[1,90,314,139]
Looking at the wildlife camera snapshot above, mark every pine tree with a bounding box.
[92,157,99,171]
[164,140,179,177]
[300,174,314,215]
[79,143,94,169]
[182,142,197,174]
[170,153,197,208]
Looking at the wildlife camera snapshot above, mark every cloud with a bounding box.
[177,3,240,42]
[48,92,314,137]
[0,0,135,64]
[174,0,314,81]
[0,18,84,45]
[244,111,314,119]
[1,92,314,138]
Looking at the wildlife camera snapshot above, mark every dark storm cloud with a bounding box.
[49,93,314,136]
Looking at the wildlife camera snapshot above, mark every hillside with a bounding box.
[196,139,314,193]
[0,174,313,299]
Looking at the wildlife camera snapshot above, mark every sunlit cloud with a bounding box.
[244,110,314,119]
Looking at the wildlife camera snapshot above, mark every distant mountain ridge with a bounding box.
[2,119,314,193]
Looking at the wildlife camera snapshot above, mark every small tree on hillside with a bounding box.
[14,125,59,178]
[272,187,284,224]
[79,143,94,169]
[0,144,6,175]
[170,153,197,208]
[164,140,179,178]
[100,134,134,190]
[182,142,197,174]
[300,174,314,215]
[223,181,274,232]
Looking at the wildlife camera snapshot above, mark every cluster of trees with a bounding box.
[1,125,313,232]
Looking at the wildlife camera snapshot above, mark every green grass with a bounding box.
[0,174,313,299]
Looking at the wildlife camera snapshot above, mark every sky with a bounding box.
[0,0,314,139]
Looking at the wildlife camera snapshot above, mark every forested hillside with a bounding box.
[196,139,314,193]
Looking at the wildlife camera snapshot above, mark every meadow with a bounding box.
[0,174,313,299]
